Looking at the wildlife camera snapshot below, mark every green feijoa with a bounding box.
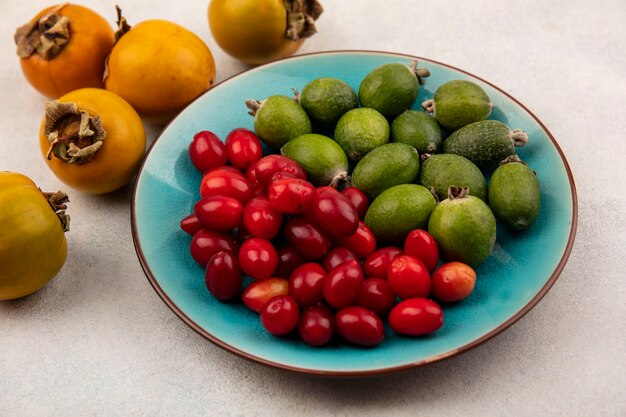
[364,184,436,244]
[281,134,349,186]
[420,153,487,201]
[391,110,442,153]
[428,186,496,267]
[443,120,528,171]
[358,60,430,119]
[488,155,541,230]
[246,94,312,149]
[334,108,390,161]
[422,79,493,132]
[351,143,420,199]
[300,78,358,127]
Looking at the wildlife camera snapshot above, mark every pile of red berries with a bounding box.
[180,128,477,347]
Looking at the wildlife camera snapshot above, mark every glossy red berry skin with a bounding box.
[194,195,243,231]
[388,298,444,336]
[284,218,332,260]
[311,191,359,238]
[404,229,440,272]
[180,213,202,236]
[298,305,335,347]
[335,306,384,347]
[246,155,306,186]
[188,131,227,173]
[241,277,289,313]
[261,295,300,336]
[288,263,326,307]
[322,247,358,272]
[242,197,282,239]
[337,221,377,259]
[200,167,253,203]
[274,246,307,279]
[431,262,476,302]
[268,178,316,214]
[387,255,431,299]
[362,247,404,279]
[356,278,396,317]
[323,259,364,309]
[190,229,238,267]
[225,128,263,170]
[316,186,339,197]
[205,251,242,301]
[341,187,368,220]
[238,238,278,280]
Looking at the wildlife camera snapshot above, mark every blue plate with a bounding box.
[131,51,577,376]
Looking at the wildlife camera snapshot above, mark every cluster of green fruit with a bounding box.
[247,60,541,269]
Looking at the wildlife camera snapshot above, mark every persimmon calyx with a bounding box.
[284,0,324,41]
[44,100,106,165]
[42,190,71,232]
[14,5,71,60]
[113,5,131,45]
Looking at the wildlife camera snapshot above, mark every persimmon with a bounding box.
[104,7,216,125]
[14,4,114,98]
[208,0,324,65]
[0,172,69,300]
[39,88,146,194]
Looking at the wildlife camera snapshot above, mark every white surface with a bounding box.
[1,0,625,416]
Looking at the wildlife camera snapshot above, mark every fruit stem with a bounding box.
[44,100,106,164]
[113,5,132,44]
[14,4,70,60]
[329,171,351,189]
[422,99,435,114]
[511,129,529,147]
[409,60,430,85]
[448,186,469,200]
[420,153,433,162]
[245,99,262,116]
[291,88,301,104]
[42,190,70,232]
[500,155,525,166]
[284,0,324,41]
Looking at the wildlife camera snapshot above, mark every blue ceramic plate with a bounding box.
[131,51,577,376]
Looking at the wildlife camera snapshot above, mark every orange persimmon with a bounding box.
[14,4,114,98]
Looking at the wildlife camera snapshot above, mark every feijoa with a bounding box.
[300,78,358,127]
[364,184,436,244]
[246,94,312,149]
[334,108,390,161]
[391,110,442,153]
[358,60,430,119]
[422,80,493,131]
[281,134,349,186]
[351,143,420,199]
[443,120,528,171]
[488,155,541,230]
[420,153,487,201]
[428,186,496,267]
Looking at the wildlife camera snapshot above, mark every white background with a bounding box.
[1,1,625,416]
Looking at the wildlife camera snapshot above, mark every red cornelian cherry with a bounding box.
[316,185,339,196]
[311,191,359,238]
[200,167,253,203]
[261,295,300,336]
[388,298,444,336]
[337,221,377,259]
[404,229,440,272]
[387,255,431,300]
[268,178,316,214]
[205,251,242,301]
[180,213,202,236]
[274,246,307,279]
[194,195,243,231]
[190,229,238,267]
[288,262,326,307]
[284,218,332,260]
[356,278,396,317]
[225,128,262,170]
[363,246,404,279]
[335,306,384,347]
[241,277,289,313]
[246,155,306,186]
[323,259,364,309]
[431,262,476,302]
[188,131,227,173]
[298,305,335,347]
[341,187,368,220]
[238,238,278,280]
[242,197,282,239]
[267,171,297,183]
[322,247,358,272]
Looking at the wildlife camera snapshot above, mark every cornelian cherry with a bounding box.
[311,191,359,238]
[298,305,335,347]
[242,197,282,239]
[188,131,227,173]
[200,167,253,203]
[404,229,440,271]
[241,277,288,313]
[180,213,202,236]
[288,263,326,307]
[246,155,306,186]
[322,247,358,272]
[363,246,403,279]
[190,229,238,267]
[274,246,307,279]
[387,255,431,299]
[238,238,278,280]
[431,262,476,302]
[323,259,364,309]
[337,221,377,259]
[194,195,243,231]
[388,298,443,336]
[335,306,384,347]
[225,128,262,170]
[268,178,316,214]
[341,187,368,220]
[284,218,331,260]
[261,295,300,336]
[356,278,396,317]
[205,251,242,301]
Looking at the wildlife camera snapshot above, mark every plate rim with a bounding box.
[130,50,578,377]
